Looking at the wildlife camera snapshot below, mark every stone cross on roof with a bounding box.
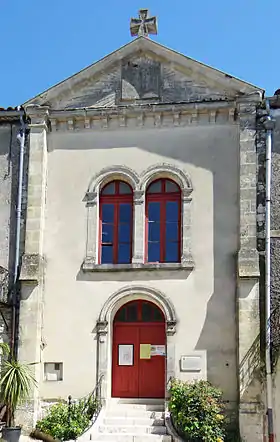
[130,9,158,38]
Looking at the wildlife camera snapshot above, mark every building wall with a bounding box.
[0,123,21,341]
[0,124,15,273]
[269,108,280,441]
[38,123,240,409]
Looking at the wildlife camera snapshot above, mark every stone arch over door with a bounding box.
[96,285,177,401]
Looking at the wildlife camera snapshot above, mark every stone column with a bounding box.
[237,97,264,442]
[17,107,49,431]
[83,192,98,268]
[96,321,108,403]
[181,190,194,267]
[132,190,145,264]
[166,321,176,385]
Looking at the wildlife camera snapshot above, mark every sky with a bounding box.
[0,0,279,108]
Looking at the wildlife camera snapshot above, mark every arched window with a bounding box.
[146,178,181,263]
[99,180,133,264]
[114,300,164,323]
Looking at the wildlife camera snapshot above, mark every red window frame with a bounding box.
[145,178,181,263]
[99,181,133,264]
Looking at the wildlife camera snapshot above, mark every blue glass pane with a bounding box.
[148,222,160,241]
[148,202,160,221]
[102,204,114,223]
[119,203,131,222]
[119,182,132,194]
[101,245,113,264]
[166,201,179,222]
[126,303,138,321]
[166,222,178,241]
[153,306,164,321]
[119,223,131,242]
[142,302,153,321]
[165,180,179,193]
[115,307,126,322]
[165,242,179,262]
[102,223,113,243]
[118,243,131,264]
[101,182,115,195]
[148,242,160,262]
[147,180,162,193]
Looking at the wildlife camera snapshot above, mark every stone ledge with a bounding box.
[238,264,260,278]
[82,259,194,273]
[20,254,45,283]
[238,249,260,278]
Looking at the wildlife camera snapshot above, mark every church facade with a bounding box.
[9,15,266,441]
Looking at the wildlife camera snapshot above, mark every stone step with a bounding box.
[106,403,165,411]
[98,425,167,435]
[105,409,165,418]
[103,417,165,426]
[90,434,172,442]
[109,398,164,405]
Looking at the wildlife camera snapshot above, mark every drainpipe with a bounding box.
[263,97,275,442]
[10,107,26,358]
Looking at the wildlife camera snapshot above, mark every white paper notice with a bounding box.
[151,345,166,356]
[118,344,133,366]
[46,373,58,381]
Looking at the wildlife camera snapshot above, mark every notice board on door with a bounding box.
[140,344,151,359]
[118,344,133,366]
[151,345,166,356]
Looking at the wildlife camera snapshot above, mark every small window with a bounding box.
[44,362,63,381]
[100,181,133,264]
[146,179,181,263]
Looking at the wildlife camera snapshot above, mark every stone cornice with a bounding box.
[25,105,50,131]
[48,101,237,132]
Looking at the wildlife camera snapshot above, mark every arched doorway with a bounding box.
[112,300,166,398]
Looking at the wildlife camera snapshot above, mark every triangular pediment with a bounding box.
[24,37,263,110]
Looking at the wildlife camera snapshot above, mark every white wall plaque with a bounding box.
[180,355,202,372]
[118,344,133,366]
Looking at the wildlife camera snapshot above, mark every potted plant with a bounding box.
[0,343,37,442]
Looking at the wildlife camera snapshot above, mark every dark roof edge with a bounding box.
[268,95,280,109]
[0,108,24,122]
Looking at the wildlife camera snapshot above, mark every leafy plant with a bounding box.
[0,342,37,426]
[169,379,226,442]
[36,395,99,441]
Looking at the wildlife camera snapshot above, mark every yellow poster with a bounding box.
[140,344,151,359]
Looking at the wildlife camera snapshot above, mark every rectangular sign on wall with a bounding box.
[180,355,202,372]
[118,344,134,366]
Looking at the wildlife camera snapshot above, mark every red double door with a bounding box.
[112,301,166,398]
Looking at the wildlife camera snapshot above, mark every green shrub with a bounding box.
[36,396,99,441]
[169,379,226,442]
